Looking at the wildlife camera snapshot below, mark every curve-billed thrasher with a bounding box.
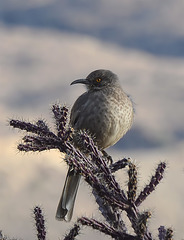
[56,69,134,221]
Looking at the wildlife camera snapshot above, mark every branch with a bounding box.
[135,162,166,207]
[63,224,80,240]
[9,104,172,240]
[33,206,46,240]
[78,217,138,240]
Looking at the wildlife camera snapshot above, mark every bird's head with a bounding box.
[70,69,119,90]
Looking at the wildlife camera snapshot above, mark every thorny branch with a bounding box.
[9,104,172,240]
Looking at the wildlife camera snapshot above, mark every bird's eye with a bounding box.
[96,78,102,83]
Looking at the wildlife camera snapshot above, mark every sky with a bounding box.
[0,1,184,239]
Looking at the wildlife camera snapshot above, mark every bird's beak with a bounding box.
[70,79,88,85]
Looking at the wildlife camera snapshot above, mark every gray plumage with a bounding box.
[56,69,134,221]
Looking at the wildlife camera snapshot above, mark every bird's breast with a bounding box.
[70,87,133,149]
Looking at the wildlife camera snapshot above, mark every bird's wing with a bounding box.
[70,92,88,128]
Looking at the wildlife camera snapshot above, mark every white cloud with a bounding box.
[1,25,184,239]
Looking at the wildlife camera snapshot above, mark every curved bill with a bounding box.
[70,79,88,85]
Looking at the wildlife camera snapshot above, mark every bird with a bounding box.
[56,69,134,221]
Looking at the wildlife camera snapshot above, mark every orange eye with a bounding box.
[96,78,102,83]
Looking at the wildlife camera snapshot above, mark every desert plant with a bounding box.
[8,104,172,240]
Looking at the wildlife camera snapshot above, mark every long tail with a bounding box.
[55,167,81,221]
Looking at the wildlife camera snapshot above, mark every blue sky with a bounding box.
[1,0,184,57]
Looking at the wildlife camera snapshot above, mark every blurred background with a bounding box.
[0,1,184,239]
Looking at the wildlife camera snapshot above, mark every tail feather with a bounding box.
[56,167,81,221]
